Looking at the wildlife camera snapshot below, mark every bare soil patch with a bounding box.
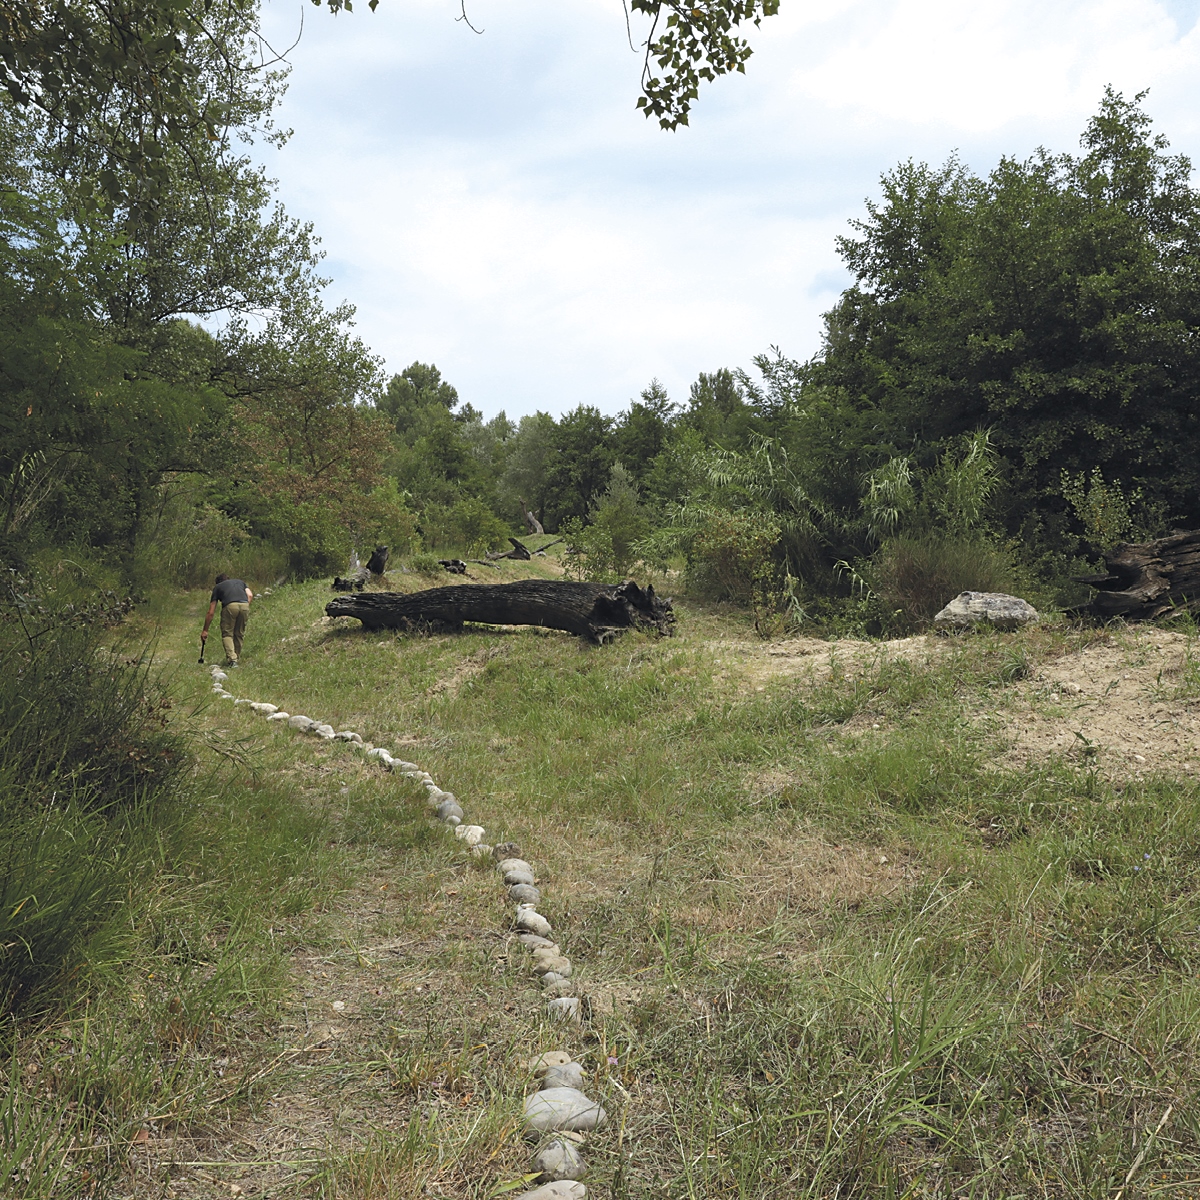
[995,628,1200,780]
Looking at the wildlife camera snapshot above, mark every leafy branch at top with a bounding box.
[630,0,780,129]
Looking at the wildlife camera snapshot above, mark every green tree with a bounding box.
[544,405,614,530]
[220,297,391,574]
[613,379,677,482]
[377,362,460,434]
[499,411,557,527]
[810,89,1200,550]
[682,368,758,447]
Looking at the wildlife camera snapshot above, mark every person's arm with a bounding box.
[245,587,254,604]
[201,600,217,641]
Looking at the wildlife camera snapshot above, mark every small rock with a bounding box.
[877,855,889,865]
[470,843,493,858]
[514,1182,586,1200]
[525,1051,573,1076]
[395,760,419,771]
[532,951,571,977]
[493,841,522,861]
[534,1139,587,1183]
[266,711,290,722]
[366,747,390,761]
[509,883,541,905]
[505,868,536,886]
[219,693,234,700]
[541,977,576,1000]
[542,1062,588,1091]
[455,825,485,845]
[523,1086,604,1134]
[250,702,278,714]
[233,697,252,705]
[436,800,465,823]
[1061,681,1082,695]
[547,997,581,1023]
[334,730,362,742]
[212,671,227,682]
[541,971,570,988]
[518,934,558,951]
[498,858,533,876]
[933,591,1039,630]
[288,715,315,731]
[427,787,448,803]
[515,908,553,938]
[313,724,336,739]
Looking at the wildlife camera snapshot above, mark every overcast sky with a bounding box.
[255,0,1200,420]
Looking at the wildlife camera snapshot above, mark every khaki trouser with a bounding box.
[220,602,249,663]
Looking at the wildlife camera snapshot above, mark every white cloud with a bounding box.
[257,0,1200,418]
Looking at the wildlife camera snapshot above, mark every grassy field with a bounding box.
[7,561,1200,1198]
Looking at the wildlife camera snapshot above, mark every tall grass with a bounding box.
[871,533,1017,629]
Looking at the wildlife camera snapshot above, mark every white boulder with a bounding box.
[934,591,1039,630]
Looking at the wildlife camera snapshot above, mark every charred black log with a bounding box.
[332,567,370,591]
[1076,529,1200,620]
[488,537,532,561]
[367,545,390,575]
[326,579,675,644]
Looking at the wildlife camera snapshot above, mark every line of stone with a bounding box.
[208,666,605,1200]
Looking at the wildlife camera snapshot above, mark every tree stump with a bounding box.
[1076,529,1200,619]
[326,579,675,644]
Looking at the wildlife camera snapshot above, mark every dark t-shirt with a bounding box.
[210,579,249,606]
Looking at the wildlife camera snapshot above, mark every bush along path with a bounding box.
[208,663,604,1199]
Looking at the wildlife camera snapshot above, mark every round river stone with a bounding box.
[522,1087,606,1135]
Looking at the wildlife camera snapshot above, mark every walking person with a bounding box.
[202,574,254,667]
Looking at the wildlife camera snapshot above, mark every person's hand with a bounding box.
[200,630,208,641]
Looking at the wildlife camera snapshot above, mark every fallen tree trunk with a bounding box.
[1076,529,1200,620]
[326,579,674,643]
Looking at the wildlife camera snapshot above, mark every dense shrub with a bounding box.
[687,512,780,603]
[0,582,187,1012]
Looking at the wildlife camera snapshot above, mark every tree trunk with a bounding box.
[1076,529,1200,620]
[518,497,545,536]
[326,579,675,644]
